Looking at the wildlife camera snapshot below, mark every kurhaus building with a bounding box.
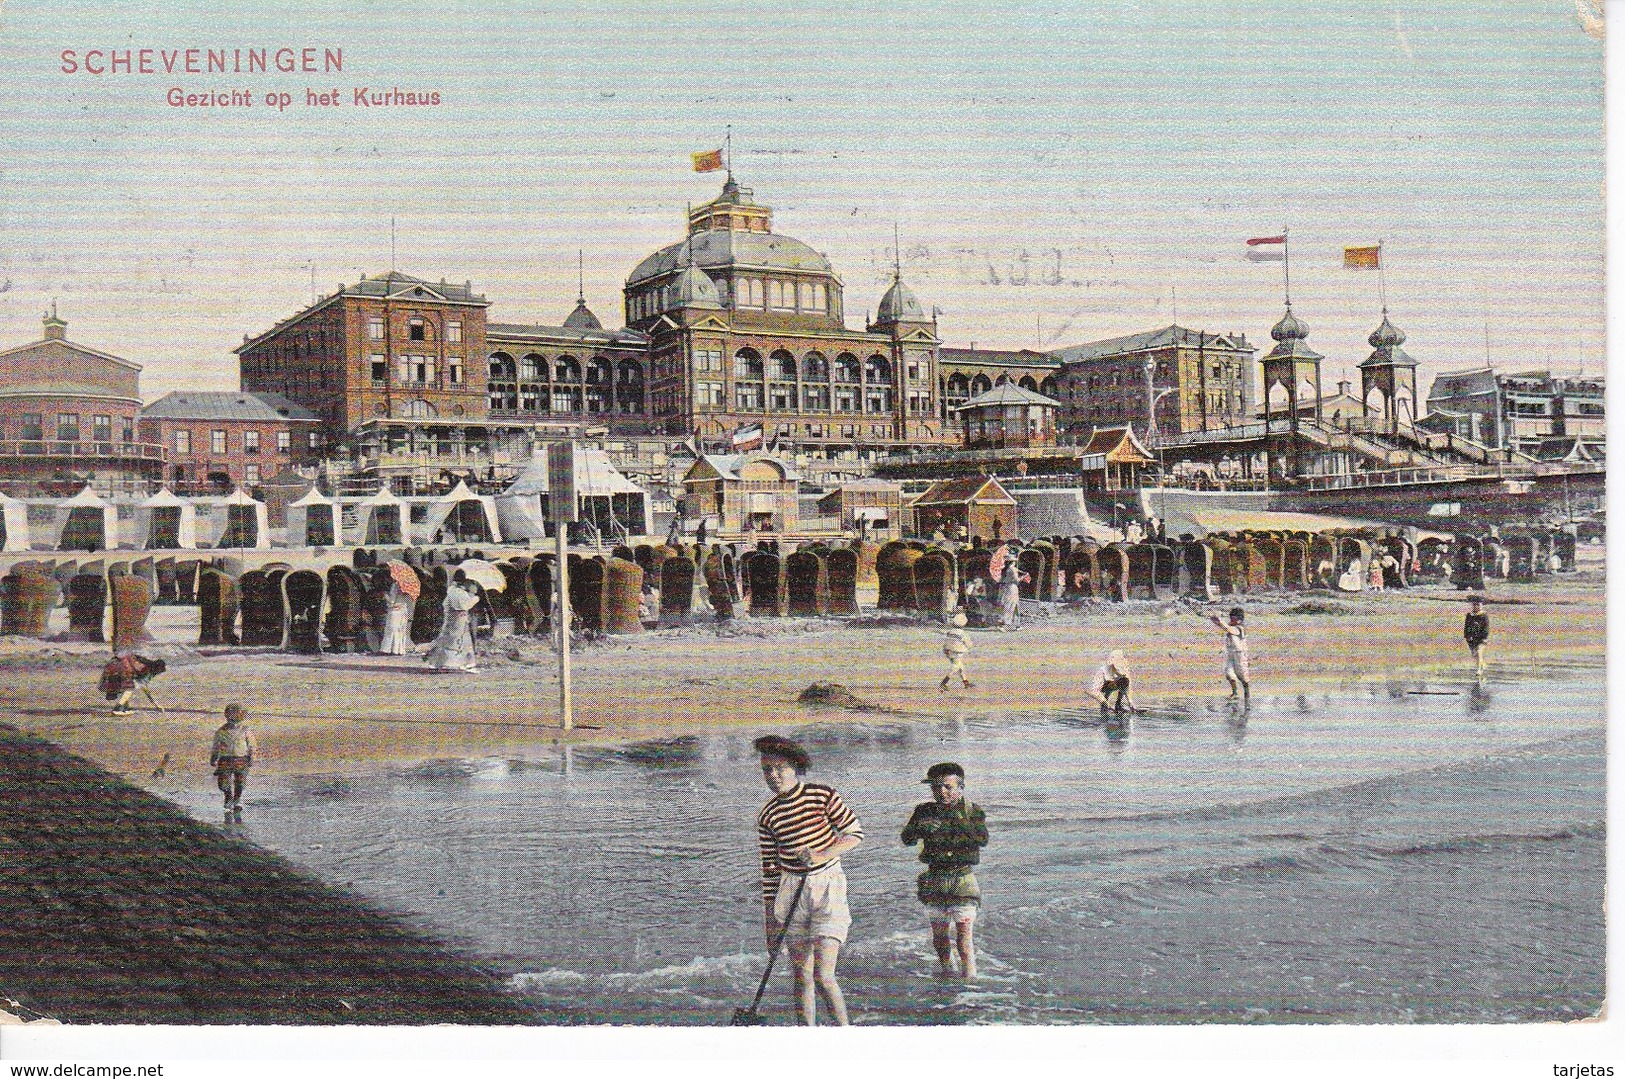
[235,177,957,488]
[616,177,951,454]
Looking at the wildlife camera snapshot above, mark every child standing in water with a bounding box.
[1210,606,1251,702]
[901,762,989,979]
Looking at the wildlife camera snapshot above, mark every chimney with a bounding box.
[42,301,66,342]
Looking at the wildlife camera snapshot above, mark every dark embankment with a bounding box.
[0,725,541,1024]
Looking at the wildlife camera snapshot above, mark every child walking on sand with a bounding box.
[1463,595,1490,676]
[1210,607,1251,702]
[940,612,974,691]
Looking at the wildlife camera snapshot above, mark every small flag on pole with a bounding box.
[1343,244,1381,270]
[731,422,763,451]
[691,148,724,173]
[1245,235,1286,262]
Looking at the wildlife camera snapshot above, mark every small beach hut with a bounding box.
[53,486,118,552]
[419,480,501,545]
[136,488,197,550]
[351,486,407,546]
[211,488,271,550]
[0,492,29,552]
[286,487,343,548]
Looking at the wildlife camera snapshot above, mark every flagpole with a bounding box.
[725,125,732,180]
[1282,226,1291,306]
[1377,239,1387,313]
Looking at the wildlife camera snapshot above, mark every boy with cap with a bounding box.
[754,734,864,1025]
[1209,606,1251,702]
[901,762,989,979]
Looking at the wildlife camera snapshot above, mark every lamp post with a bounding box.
[1151,387,1177,517]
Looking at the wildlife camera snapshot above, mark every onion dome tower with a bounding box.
[1358,310,1418,435]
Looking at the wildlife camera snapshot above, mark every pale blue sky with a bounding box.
[0,0,1603,398]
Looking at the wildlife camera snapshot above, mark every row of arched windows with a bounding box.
[732,348,892,384]
[486,351,645,415]
[487,352,643,385]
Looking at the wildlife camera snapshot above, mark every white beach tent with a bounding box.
[136,487,197,550]
[495,449,650,541]
[53,486,118,552]
[353,485,407,546]
[418,479,501,545]
[0,491,29,552]
[574,449,650,538]
[494,454,551,541]
[286,487,343,548]
[200,488,270,550]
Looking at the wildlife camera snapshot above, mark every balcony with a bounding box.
[0,439,166,462]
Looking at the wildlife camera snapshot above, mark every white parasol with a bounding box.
[457,558,507,592]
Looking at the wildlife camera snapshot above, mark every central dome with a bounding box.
[627,230,835,287]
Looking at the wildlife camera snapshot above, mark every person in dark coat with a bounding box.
[1464,594,1490,676]
[901,762,989,979]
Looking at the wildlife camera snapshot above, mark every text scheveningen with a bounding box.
[61,47,343,76]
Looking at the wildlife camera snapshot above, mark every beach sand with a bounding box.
[0,570,1604,783]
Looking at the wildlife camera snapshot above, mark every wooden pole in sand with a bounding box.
[547,441,578,731]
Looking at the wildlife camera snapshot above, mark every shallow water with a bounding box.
[177,660,1606,1025]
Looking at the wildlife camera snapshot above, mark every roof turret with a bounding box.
[562,298,603,330]
[669,261,722,309]
[1271,304,1310,342]
[876,277,926,324]
[1360,309,1416,369]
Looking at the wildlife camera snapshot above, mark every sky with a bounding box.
[0,0,1604,401]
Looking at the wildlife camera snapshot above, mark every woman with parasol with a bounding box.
[424,568,480,672]
[379,560,419,656]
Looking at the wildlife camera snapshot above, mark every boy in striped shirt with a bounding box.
[755,734,864,1026]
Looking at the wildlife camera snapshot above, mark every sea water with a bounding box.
[181,661,1605,1025]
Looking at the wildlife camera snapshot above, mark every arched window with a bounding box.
[586,358,612,384]
[834,353,861,383]
[1019,376,1038,392]
[520,353,545,381]
[803,352,828,380]
[970,374,992,395]
[864,355,891,383]
[555,355,581,382]
[740,278,764,307]
[946,373,970,397]
[489,352,516,379]
[617,358,643,385]
[400,399,437,418]
[995,374,1011,386]
[1040,377,1058,397]
[770,349,797,380]
[734,348,763,379]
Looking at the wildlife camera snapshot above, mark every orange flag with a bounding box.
[1344,244,1381,270]
[691,149,724,173]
